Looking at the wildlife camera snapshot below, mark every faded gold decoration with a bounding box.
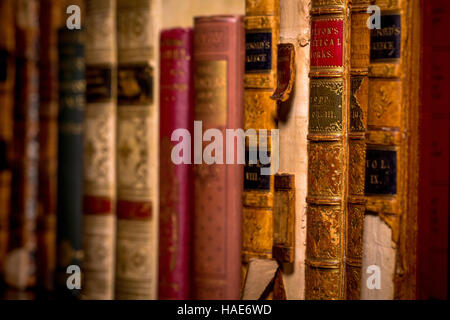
[307,205,342,260]
[368,80,402,128]
[242,207,274,261]
[246,0,280,16]
[305,0,350,300]
[305,267,341,300]
[349,140,366,196]
[244,91,277,131]
[194,60,228,126]
[312,0,345,8]
[347,205,364,261]
[242,0,280,297]
[363,0,421,300]
[307,142,344,198]
[345,264,362,300]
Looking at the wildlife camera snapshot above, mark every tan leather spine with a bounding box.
[346,0,370,300]
[242,0,280,288]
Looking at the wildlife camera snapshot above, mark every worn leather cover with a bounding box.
[273,173,295,263]
[346,0,370,300]
[158,28,193,300]
[56,28,85,298]
[82,0,117,300]
[305,0,351,300]
[362,0,421,300]
[116,0,160,300]
[271,43,295,102]
[242,0,279,273]
[192,15,244,300]
[0,0,15,279]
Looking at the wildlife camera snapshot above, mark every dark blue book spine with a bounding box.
[56,29,85,298]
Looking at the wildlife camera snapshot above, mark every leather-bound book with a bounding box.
[4,0,40,290]
[192,15,244,300]
[158,28,193,300]
[82,0,117,300]
[56,28,86,298]
[361,0,421,300]
[346,0,370,300]
[0,0,15,279]
[305,0,351,300]
[116,0,160,299]
[242,0,280,282]
[37,0,61,293]
[417,0,449,300]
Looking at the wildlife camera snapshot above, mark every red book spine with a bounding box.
[192,15,244,300]
[418,0,449,300]
[158,28,193,300]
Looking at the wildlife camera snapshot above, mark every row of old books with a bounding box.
[0,0,448,300]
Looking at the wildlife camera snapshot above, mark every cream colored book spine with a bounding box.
[82,0,117,300]
[115,0,160,299]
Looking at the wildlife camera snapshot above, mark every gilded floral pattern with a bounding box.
[308,142,344,198]
[307,205,342,260]
[305,267,341,300]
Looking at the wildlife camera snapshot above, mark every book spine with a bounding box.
[158,28,193,300]
[82,0,117,300]
[192,15,244,300]
[56,28,85,298]
[362,0,421,300]
[361,0,417,300]
[418,0,449,300]
[37,0,61,292]
[4,0,40,290]
[273,174,295,263]
[116,0,159,299]
[346,0,370,300]
[242,0,280,268]
[0,0,15,278]
[305,0,351,300]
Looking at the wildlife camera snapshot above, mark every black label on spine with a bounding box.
[370,14,401,62]
[245,31,272,73]
[118,64,153,105]
[365,148,397,195]
[244,148,271,190]
[86,66,112,103]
